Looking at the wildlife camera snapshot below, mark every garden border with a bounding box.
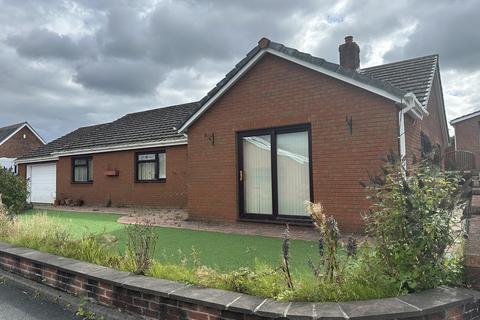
[0,242,478,320]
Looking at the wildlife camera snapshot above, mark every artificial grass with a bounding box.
[22,209,321,274]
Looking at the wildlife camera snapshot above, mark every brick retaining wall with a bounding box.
[0,242,479,320]
[466,194,480,290]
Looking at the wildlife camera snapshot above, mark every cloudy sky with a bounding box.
[0,0,479,142]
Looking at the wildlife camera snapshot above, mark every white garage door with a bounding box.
[27,163,56,204]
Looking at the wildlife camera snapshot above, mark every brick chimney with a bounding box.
[339,36,360,70]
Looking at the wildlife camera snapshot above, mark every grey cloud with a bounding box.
[74,58,165,95]
[96,6,148,59]
[383,0,480,70]
[7,29,83,60]
[0,0,479,142]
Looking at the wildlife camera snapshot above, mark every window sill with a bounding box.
[135,179,166,184]
[237,216,313,227]
[71,181,93,184]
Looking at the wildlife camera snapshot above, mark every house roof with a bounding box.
[18,102,198,162]
[18,124,107,159]
[0,122,46,146]
[450,109,480,125]
[177,38,432,132]
[361,55,438,108]
[0,123,25,144]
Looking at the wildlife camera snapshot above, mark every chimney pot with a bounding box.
[258,37,271,49]
[339,35,360,70]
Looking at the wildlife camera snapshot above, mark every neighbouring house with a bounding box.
[17,37,449,232]
[0,122,45,171]
[449,110,480,170]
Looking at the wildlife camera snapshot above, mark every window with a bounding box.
[238,124,312,220]
[72,157,93,183]
[136,151,166,182]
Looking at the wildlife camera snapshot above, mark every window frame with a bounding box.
[134,150,166,183]
[237,123,313,222]
[71,156,93,184]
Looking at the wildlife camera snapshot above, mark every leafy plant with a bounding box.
[125,215,159,275]
[0,168,29,216]
[281,225,294,289]
[306,202,357,283]
[362,156,467,291]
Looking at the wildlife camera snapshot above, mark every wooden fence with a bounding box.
[445,150,476,171]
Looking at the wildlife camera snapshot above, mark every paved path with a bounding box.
[0,282,78,320]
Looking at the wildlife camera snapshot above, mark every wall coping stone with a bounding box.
[0,242,479,320]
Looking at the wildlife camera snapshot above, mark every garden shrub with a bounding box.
[0,168,28,216]
[363,156,468,291]
[0,173,467,305]
[125,215,159,275]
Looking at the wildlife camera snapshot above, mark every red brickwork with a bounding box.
[454,114,480,167]
[19,145,188,208]
[405,74,448,164]
[0,253,251,320]
[186,54,401,232]
[57,146,188,207]
[0,126,44,158]
[0,247,478,320]
[466,211,480,290]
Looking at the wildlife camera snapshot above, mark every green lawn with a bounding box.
[22,209,321,274]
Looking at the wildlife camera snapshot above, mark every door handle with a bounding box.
[239,170,243,182]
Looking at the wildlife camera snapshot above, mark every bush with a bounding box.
[125,215,159,275]
[306,202,357,282]
[0,168,28,216]
[363,157,467,291]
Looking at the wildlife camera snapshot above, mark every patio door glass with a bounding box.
[238,124,311,219]
[277,131,310,216]
[242,135,273,214]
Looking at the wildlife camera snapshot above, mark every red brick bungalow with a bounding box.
[0,122,45,171]
[17,37,449,232]
[450,110,480,169]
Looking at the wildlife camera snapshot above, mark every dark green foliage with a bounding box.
[363,156,467,291]
[0,168,28,216]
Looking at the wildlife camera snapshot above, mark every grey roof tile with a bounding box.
[20,40,440,161]
[19,102,198,160]
[0,122,25,144]
[177,39,430,130]
[361,54,438,107]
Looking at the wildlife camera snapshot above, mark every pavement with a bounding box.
[0,269,141,320]
[0,281,79,320]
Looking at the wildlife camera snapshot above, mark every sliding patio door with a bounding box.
[242,135,273,215]
[238,124,312,220]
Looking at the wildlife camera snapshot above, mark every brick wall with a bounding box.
[0,243,479,320]
[56,145,188,207]
[187,53,400,232]
[405,73,448,164]
[0,126,44,158]
[454,115,480,167]
[20,145,188,208]
[466,199,480,290]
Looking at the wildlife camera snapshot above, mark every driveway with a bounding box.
[0,281,79,320]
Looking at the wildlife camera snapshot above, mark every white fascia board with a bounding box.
[25,123,47,145]
[0,123,27,145]
[15,156,59,165]
[51,139,188,157]
[450,110,480,125]
[265,48,406,105]
[178,48,426,133]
